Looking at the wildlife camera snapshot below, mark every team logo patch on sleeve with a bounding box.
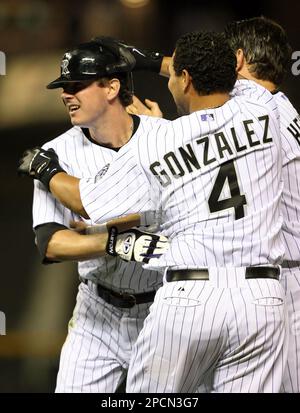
[94,163,110,182]
[201,114,214,121]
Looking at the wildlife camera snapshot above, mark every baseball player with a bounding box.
[19,31,288,392]
[21,37,168,393]
[224,17,300,393]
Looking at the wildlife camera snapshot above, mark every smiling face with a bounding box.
[60,79,113,128]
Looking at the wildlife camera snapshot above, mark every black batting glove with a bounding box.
[17,147,66,190]
[106,227,169,263]
[118,42,164,73]
[93,36,164,73]
[92,36,136,74]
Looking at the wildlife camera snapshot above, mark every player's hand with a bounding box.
[127,95,163,118]
[94,37,164,73]
[92,36,136,74]
[119,42,163,73]
[106,227,169,263]
[17,147,66,190]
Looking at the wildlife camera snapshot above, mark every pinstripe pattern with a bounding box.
[80,85,284,269]
[32,115,167,392]
[33,116,166,293]
[274,92,300,261]
[281,267,300,393]
[274,87,300,393]
[79,82,287,392]
[127,269,287,393]
[56,282,151,392]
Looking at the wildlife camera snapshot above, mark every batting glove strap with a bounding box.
[106,226,118,257]
[18,147,65,190]
[106,227,169,263]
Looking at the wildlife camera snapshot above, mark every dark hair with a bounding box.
[224,17,292,86]
[97,73,133,107]
[173,31,237,95]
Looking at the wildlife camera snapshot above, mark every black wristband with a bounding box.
[145,52,163,73]
[40,164,66,190]
[106,226,118,256]
[133,50,164,73]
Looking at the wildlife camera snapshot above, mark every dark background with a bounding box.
[0,0,299,393]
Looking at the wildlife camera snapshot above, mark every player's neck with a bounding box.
[237,69,277,93]
[189,93,230,113]
[89,109,134,149]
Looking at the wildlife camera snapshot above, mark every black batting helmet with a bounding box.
[47,37,136,89]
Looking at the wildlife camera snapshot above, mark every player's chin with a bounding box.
[69,114,82,126]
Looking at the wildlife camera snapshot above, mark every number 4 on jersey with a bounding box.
[208,160,247,220]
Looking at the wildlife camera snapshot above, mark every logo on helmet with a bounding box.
[61,57,70,76]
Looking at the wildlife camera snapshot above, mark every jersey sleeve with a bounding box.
[79,146,159,226]
[32,137,81,229]
[276,93,300,166]
[32,180,78,229]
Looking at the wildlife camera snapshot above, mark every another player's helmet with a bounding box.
[46,37,136,89]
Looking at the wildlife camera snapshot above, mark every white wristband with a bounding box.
[85,223,107,235]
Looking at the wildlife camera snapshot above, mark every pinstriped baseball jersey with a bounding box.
[32,115,167,293]
[80,85,284,271]
[78,81,287,393]
[232,80,300,261]
[273,91,300,261]
[272,91,300,393]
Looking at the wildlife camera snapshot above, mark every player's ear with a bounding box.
[107,78,121,102]
[182,69,192,93]
[236,48,245,72]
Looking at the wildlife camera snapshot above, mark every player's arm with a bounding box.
[50,172,87,217]
[44,227,108,261]
[18,147,88,217]
[18,145,157,226]
[160,56,171,77]
[43,214,139,261]
[38,215,168,264]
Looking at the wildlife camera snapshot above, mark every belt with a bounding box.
[166,266,280,282]
[282,260,300,268]
[81,279,156,308]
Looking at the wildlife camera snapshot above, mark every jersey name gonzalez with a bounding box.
[150,114,272,187]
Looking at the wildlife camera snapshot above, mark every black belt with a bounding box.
[282,260,300,268]
[166,266,280,282]
[81,279,156,308]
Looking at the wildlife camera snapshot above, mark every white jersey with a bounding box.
[80,83,284,270]
[271,91,300,393]
[32,115,167,293]
[273,91,300,261]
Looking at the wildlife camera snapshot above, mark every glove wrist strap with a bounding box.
[106,226,118,256]
[41,165,66,191]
